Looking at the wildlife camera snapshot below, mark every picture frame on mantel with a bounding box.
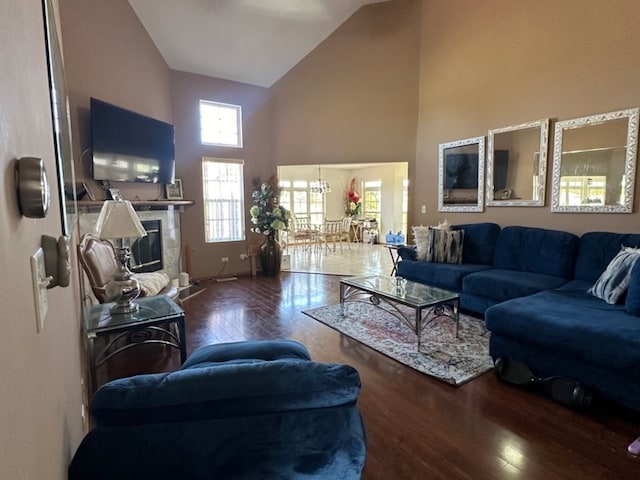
[166,178,184,200]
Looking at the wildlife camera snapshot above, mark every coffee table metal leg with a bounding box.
[453,299,460,338]
[416,307,422,350]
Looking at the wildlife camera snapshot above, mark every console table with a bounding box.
[84,295,186,394]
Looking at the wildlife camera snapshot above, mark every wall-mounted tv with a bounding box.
[444,153,478,189]
[91,97,175,184]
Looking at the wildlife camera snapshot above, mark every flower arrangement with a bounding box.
[345,177,362,217]
[249,178,291,237]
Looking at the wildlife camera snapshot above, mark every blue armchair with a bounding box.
[69,339,366,479]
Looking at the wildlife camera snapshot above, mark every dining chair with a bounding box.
[290,216,315,251]
[318,219,343,254]
[339,217,352,249]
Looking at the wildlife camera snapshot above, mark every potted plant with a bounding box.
[249,178,291,276]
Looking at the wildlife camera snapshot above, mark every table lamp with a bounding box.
[94,200,147,314]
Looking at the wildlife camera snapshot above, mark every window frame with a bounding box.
[202,157,245,243]
[199,99,243,148]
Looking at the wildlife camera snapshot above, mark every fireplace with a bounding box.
[130,220,163,273]
[79,205,182,281]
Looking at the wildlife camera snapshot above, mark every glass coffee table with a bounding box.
[339,275,460,349]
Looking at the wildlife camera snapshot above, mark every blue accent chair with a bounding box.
[69,339,367,479]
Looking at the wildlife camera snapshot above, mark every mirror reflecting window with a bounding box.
[487,119,549,207]
[551,108,639,213]
[438,136,485,212]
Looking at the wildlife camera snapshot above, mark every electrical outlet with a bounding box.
[421,205,427,214]
[240,253,248,261]
[221,257,229,263]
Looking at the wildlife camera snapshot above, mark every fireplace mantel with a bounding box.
[77,199,194,212]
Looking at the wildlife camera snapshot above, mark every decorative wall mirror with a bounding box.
[551,108,639,213]
[43,0,76,234]
[438,136,485,212]
[486,119,549,207]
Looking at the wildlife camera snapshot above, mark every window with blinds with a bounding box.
[202,158,245,242]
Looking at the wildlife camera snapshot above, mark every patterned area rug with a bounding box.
[303,302,493,385]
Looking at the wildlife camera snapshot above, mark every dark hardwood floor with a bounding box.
[103,273,640,479]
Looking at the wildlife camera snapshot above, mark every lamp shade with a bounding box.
[94,200,147,240]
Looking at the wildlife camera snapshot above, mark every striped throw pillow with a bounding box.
[588,246,640,304]
[426,228,464,264]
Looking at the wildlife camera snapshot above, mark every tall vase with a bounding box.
[260,233,282,276]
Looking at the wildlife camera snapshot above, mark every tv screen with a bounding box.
[444,153,478,189]
[91,97,175,184]
[493,150,509,190]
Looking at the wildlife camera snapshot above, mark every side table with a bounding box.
[84,295,186,394]
[384,244,404,275]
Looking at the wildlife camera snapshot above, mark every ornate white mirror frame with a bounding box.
[486,119,549,207]
[438,136,485,213]
[551,108,639,213]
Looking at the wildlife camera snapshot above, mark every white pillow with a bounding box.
[412,225,430,261]
[435,220,451,230]
[136,271,170,297]
[588,247,640,304]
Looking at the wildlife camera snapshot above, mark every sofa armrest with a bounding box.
[397,246,417,261]
[91,352,361,427]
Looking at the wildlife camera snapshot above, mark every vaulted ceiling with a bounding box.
[128,0,389,88]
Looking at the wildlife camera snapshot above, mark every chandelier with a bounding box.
[310,166,331,194]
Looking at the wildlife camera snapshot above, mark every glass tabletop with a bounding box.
[85,295,184,334]
[341,275,459,307]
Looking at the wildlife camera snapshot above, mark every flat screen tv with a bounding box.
[91,97,175,184]
[444,153,478,189]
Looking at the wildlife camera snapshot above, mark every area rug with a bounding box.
[302,302,493,385]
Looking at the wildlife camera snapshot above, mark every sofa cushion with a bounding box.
[396,260,491,291]
[136,271,170,297]
[485,290,640,372]
[626,259,640,315]
[452,222,501,265]
[493,226,578,278]
[70,407,367,480]
[463,268,569,302]
[588,247,640,304]
[574,232,640,282]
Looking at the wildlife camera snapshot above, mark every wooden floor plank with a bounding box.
[103,273,640,479]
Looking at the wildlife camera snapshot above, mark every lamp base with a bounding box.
[110,300,140,315]
[106,246,141,315]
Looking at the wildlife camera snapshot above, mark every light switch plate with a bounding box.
[30,247,49,332]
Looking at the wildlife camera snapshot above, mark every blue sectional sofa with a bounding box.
[69,339,367,480]
[397,223,579,314]
[397,224,640,411]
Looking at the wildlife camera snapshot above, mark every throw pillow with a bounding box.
[625,257,640,315]
[427,228,465,264]
[588,247,640,304]
[412,225,431,261]
[137,271,170,297]
[435,220,451,231]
